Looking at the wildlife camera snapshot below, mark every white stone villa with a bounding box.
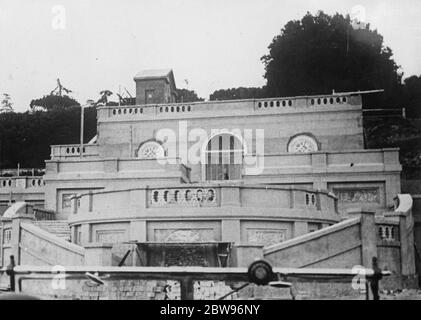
[0,69,417,298]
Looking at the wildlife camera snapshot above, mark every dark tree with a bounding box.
[402,75,421,118]
[176,89,204,103]
[30,94,80,111]
[0,107,97,169]
[209,87,266,101]
[117,94,136,106]
[262,11,402,107]
[96,90,113,105]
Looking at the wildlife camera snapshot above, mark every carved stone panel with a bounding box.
[154,228,214,243]
[95,230,127,243]
[150,188,217,207]
[247,229,286,246]
[333,188,380,204]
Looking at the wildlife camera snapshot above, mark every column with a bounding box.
[348,208,377,267]
[221,220,241,243]
[397,212,416,276]
[293,221,308,237]
[84,243,113,266]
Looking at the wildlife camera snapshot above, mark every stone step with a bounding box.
[32,221,71,242]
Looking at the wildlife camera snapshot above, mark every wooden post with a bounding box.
[6,255,16,292]
[365,282,369,300]
[180,277,194,300]
[80,104,84,159]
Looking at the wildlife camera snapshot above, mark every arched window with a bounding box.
[137,141,164,159]
[287,134,319,153]
[204,133,244,181]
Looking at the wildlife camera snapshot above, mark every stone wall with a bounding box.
[263,207,418,290]
[264,217,363,269]
[12,275,365,300]
[16,278,236,300]
[19,223,84,266]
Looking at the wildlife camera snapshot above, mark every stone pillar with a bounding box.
[293,221,308,237]
[129,220,147,242]
[88,191,93,212]
[231,244,264,267]
[348,208,377,267]
[221,220,241,243]
[71,197,78,215]
[396,212,416,276]
[220,186,241,207]
[10,206,35,264]
[84,243,113,266]
[311,152,327,174]
[129,220,147,266]
[385,176,401,208]
[80,223,91,246]
[129,189,147,215]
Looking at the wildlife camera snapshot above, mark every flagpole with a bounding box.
[80,104,84,159]
[80,100,94,159]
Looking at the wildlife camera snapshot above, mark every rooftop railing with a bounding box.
[50,144,99,159]
[96,91,376,121]
[0,176,45,189]
[0,168,44,177]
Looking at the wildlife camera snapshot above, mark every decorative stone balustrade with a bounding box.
[0,176,45,189]
[111,104,193,117]
[255,96,347,110]
[378,224,399,242]
[96,93,361,122]
[72,185,338,218]
[68,185,340,251]
[50,144,99,159]
[150,188,217,207]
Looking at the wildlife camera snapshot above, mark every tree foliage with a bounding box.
[209,87,266,101]
[402,75,421,118]
[0,94,14,113]
[30,94,80,111]
[0,107,97,169]
[261,11,402,107]
[176,89,204,103]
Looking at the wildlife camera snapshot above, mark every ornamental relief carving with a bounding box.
[137,141,164,159]
[154,229,214,242]
[247,229,286,246]
[95,230,127,243]
[150,188,217,207]
[287,135,319,153]
[333,188,380,204]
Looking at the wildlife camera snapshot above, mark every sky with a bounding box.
[1,0,421,112]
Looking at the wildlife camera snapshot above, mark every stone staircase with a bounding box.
[32,220,71,242]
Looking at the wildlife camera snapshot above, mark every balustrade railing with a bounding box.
[377,224,399,242]
[50,144,99,159]
[98,92,361,121]
[0,177,45,189]
[149,187,218,207]
[33,208,56,221]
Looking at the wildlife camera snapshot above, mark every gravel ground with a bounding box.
[1,288,421,300]
[311,289,421,300]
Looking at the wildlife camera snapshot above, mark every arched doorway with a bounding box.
[204,133,244,181]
